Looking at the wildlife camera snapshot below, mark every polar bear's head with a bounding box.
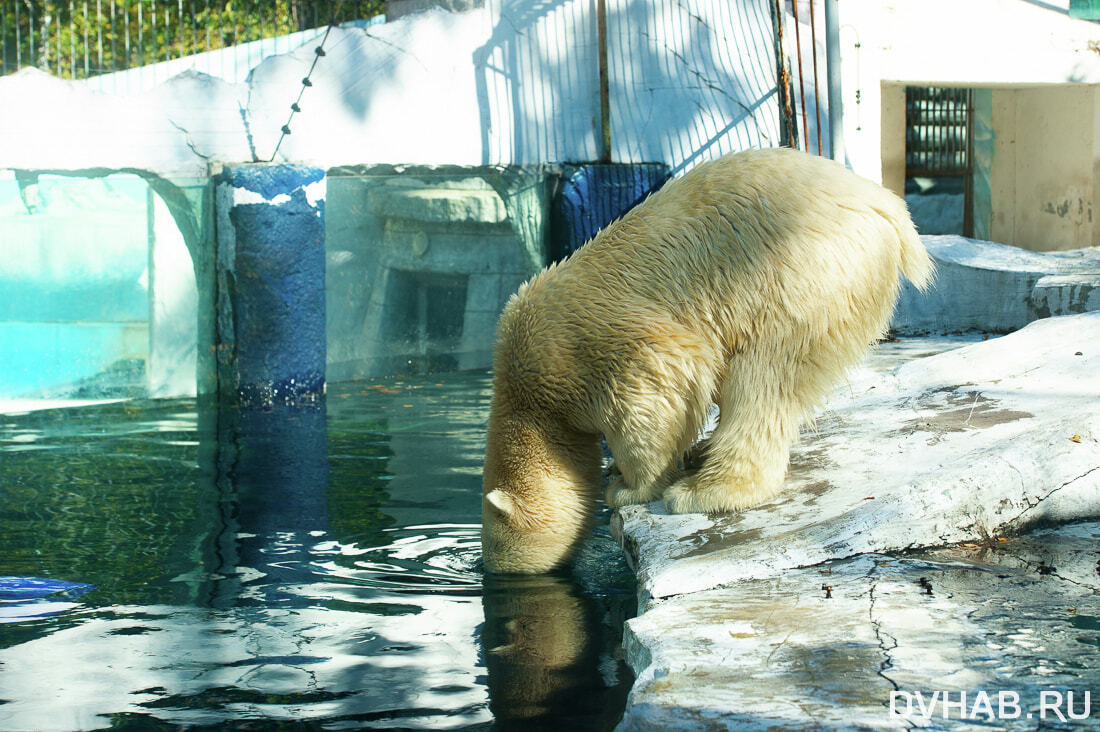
[481,415,600,574]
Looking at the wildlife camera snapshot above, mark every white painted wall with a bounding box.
[3,1,1096,184]
[0,1,780,177]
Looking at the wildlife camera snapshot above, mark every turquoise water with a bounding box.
[0,322,147,398]
[0,372,635,730]
[0,173,153,400]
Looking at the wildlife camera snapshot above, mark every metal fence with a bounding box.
[905,86,973,177]
[1,1,382,83]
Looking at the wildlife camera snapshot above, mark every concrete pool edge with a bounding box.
[0,398,129,416]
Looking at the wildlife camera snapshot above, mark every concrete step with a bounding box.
[1031,273,1100,317]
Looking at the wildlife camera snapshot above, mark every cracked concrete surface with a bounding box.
[613,309,1100,729]
[619,525,1100,730]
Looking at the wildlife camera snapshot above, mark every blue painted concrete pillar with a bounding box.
[214,164,326,405]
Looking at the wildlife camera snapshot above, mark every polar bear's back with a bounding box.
[586,149,919,284]
[494,147,932,423]
[557,147,930,338]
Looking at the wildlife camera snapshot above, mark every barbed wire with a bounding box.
[266,1,343,162]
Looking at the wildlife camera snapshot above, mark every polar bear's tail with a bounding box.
[892,205,936,293]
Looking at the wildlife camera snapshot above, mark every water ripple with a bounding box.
[315,524,483,595]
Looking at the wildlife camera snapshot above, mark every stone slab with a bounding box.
[1033,273,1100,318]
[618,521,1100,730]
[369,186,509,225]
[894,236,1100,335]
[611,312,1100,604]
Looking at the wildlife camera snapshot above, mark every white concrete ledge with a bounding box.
[618,522,1100,730]
[612,306,1100,728]
[894,236,1100,335]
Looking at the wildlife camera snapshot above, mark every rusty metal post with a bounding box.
[597,0,612,163]
[773,0,797,149]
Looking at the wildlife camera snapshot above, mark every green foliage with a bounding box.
[1,0,385,79]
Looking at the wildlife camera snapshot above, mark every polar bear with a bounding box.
[481,147,933,574]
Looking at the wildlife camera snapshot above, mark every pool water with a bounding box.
[0,372,636,731]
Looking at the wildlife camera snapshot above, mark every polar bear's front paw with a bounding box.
[605,475,658,508]
[663,475,737,515]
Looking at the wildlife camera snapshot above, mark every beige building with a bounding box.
[881,82,1099,252]
[833,0,1100,253]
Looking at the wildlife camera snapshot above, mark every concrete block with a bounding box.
[893,235,1100,334]
[370,186,509,225]
[1031,273,1100,317]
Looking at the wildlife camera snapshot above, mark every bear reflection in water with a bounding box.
[481,572,633,728]
[481,147,934,574]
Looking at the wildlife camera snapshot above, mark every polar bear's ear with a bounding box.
[484,490,516,518]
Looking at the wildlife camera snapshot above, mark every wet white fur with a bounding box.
[481,147,934,574]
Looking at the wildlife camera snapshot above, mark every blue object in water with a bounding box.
[0,576,94,599]
[0,577,95,623]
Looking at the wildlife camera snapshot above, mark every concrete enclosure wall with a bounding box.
[0,158,655,400]
[4,1,1097,399]
[885,82,1099,252]
[0,0,781,177]
[0,0,783,398]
